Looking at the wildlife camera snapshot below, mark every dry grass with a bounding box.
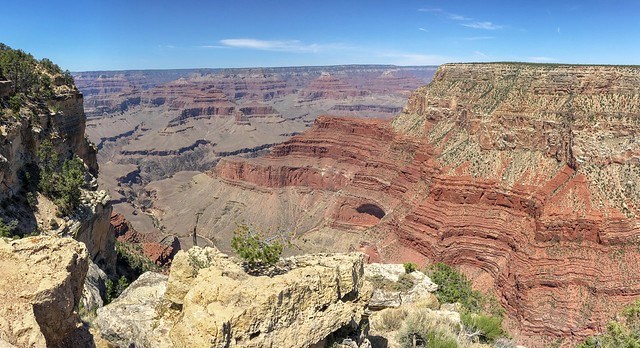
[378,307,409,331]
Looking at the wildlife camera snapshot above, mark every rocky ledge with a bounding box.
[0,236,89,348]
[95,247,372,347]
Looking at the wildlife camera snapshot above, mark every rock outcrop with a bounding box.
[0,236,89,348]
[0,57,115,271]
[82,260,108,312]
[96,247,372,348]
[185,63,640,346]
[365,264,438,310]
[95,272,171,348]
[110,212,179,267]
[169,248,371,347]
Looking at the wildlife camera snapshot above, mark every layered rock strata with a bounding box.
[200,63,640,345]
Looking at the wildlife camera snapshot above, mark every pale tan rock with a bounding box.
[163,246,244,305]
[0,236,88,347]
[167,249,370,348]
[95,272,172,348]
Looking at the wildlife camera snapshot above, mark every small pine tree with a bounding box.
[231,223,284,269]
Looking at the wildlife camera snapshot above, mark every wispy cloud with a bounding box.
[473,51,488,58]
[198,45,228,49]
[463,36,494,41]
[527,56,557,63]
[448,14,472,21]
[462,21,503,30]
[218,38,347,53]
[418,27,428,32]
[419,8,503,31]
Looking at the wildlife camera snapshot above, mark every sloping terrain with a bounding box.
[74,65,436,247]
[149,63,640,345]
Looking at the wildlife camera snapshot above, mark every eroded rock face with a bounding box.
[168,248,371,348]
[110,212,179,267]
[81,260,108,312]
[97,247,371,348]
[0,236,88,348]
[95,272,172,348]
[198,63,640,345]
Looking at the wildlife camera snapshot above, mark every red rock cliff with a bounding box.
[210,63,640,346]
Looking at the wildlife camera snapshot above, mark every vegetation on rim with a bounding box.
[231,223,285,270]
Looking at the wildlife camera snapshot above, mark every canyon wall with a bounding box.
[74,65,436,249]
[179,63,640,345]
[0,76,115,271]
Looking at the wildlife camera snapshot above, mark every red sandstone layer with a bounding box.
[210,63,640,346]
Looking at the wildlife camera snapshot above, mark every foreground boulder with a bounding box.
[97,246,371,347]
[169,248,371,347]
[365,263,438,310]
[0,236,89,347]
[95,272,171,348]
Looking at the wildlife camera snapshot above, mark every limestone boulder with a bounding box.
[0,236,88,347]
[167,247,371,347]
[164,246,244,305]
[365,263,438,310]
[95,272,172,348]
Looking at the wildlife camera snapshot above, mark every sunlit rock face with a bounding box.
[189,63,640,346]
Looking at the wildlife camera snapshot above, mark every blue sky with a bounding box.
[1,0,639,71]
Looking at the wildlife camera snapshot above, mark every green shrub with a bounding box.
[0,218,15,238]
[427,262,482,312]
[115,240,160,276]
[403,262,418,273]
[231,223,283,269]
[8,93,24,113]
[623,299,640,333]
[105,275,129,304]
[37,139,86,215]
[26,192,36,209]
[578,301,640,348]
[0,43,71,97]
[461,312,505,343]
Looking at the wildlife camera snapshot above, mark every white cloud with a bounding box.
[448,14,472,21]
[199,45,228,49]
[219,38,347,53]
[418,27,428,32]
[462,21,503,30]
[473,51,488,58]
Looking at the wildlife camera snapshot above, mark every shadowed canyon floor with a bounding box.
[146,63,640,346]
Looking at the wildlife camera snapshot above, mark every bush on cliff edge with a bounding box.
[231,223,284,270]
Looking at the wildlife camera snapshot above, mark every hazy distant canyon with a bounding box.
[74,65,436,248]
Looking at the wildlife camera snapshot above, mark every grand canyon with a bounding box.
[2,33,640,348]
[75,61,640,346]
